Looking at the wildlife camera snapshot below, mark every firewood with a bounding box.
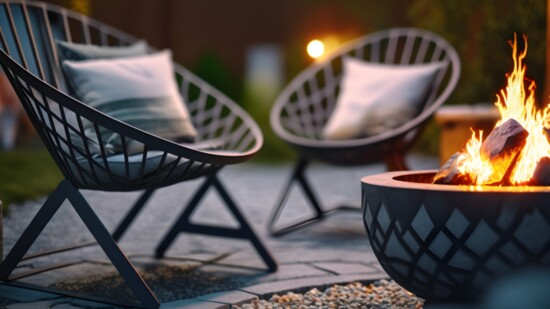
[480,118,528,184]
[543,127,550,144]
[531,157,550,186]
[433,152,473,184]
[499,149,523,186]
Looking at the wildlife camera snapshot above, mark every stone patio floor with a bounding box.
[0,154,438,308]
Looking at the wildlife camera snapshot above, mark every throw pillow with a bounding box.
[62,50,198,155]
[57,40,149,99]
[322,57,447,140]
[56,40,148,61]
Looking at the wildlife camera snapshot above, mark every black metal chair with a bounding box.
[269,28,461,236]
[0,1,276,308]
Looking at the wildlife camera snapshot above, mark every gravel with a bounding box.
[237,279,424,309]
[50,264,260,303]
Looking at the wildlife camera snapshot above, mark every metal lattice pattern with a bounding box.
[270,28,460,165]
[0,3,276,308]
[362,187,550,301]
[0,1,262,191]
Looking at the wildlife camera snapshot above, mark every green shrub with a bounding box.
[0,149,62,213]
[408,0,546,105]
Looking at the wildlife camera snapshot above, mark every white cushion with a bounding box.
[56,40,148,61]
[322,57,446,140]
[62,50,197,155]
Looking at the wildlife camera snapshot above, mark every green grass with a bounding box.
[0,149,62,212]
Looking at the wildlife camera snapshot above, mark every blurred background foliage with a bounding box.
[408,0,546,104]
[0,149,62,211]
[408,0,546,153]
[192,51,243,105]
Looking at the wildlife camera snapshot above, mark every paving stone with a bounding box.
[161,299,227,309]
[312,262,384,275]
[88,252,223,268]
[270,242,372,265]
[252,263,331,283]
[117,255,204,271]
[7,299,61,309]
[51,304,91,309]
[164,253,229,264]
[2,156,437,307]
[213,248,281,272]
[0,284,59,303]
[58,298,117,308]
[5,297,113,309]
[196,264,265,285]
[197,290,258,306]
[365,261,386,273]
[18,262,115,287]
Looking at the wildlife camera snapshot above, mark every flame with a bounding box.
[456,130,493,184]
[457,34,550,185]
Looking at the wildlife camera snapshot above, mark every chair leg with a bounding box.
[212,177,277,272]
[0,180,160,309]
[267,157,325,237]
[385,152,409,171]
[155,175,214,259]
[0,180,68,280]
[112,188,156,241]
[155,173,277,272]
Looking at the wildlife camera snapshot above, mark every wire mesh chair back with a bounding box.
[271,28,460,164]
[0,0,262,191]
[266,28,460,236]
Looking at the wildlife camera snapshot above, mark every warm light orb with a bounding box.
[307,39,325,59]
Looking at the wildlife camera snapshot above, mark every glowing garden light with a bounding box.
[307,39,325,59]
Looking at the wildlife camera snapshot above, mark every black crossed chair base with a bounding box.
[268,157,364,237]
[0,173,276,309]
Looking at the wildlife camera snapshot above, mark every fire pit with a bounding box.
[361,34,550,302]
[361,170,550,302]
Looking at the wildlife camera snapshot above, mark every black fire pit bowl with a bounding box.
[361,170,550,302]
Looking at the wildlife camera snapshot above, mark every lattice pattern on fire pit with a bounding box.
[361,172,550,302]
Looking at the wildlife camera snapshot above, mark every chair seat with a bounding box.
[279,118,421,165]
[70,139,247,191]
[289,136,409,166]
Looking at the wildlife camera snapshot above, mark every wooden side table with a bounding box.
[435,104,500,164]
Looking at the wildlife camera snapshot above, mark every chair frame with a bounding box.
[0,1,276,308]
[268,28,461,236]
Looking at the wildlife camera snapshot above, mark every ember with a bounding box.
[434,34,550,186]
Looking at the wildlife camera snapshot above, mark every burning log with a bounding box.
[544,127,550,144]
[531,157,550,186]
[434,119,528,185]
[433,152,472,185]
[530,128,550,185]
[480,118,528,185]
[480,119,528,166]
